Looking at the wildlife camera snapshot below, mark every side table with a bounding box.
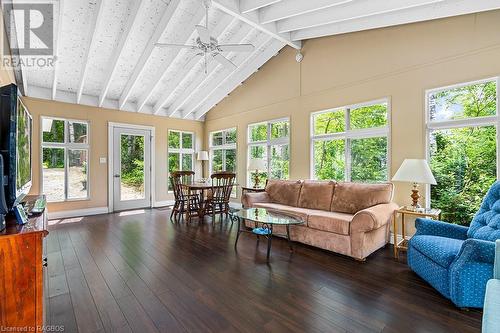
[393,207,441,259]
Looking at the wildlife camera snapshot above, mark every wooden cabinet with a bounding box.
[0,196,48,332]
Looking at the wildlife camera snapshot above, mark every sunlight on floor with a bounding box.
[48,217,84,226]
[117,209,146,217]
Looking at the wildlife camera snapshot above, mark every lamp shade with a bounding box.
[248,159,266,171]
[392,159,437,185]
[197,151,209,161]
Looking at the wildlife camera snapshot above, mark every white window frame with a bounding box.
[40,116,90,202]
[247,117,290,186]
[209,127,237,173]
[168,130,194,191]
[310,98,391,182]
[425,77,500,207]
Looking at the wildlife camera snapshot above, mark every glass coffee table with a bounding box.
[231,208,304,261]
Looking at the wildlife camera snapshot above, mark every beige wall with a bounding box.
[25,97,204,213]
[205,10,500,210]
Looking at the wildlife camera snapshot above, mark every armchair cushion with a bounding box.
[468,181,500,242]
[410,235,463,268]
[414,218,469,240]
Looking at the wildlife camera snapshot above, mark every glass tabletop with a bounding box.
[232,208,304,225]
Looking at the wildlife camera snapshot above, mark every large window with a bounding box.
[41,117,89,202]
[168,130,194,190]
[247,118,290,185]
[311,100,389,182]
[426,78,499,225]
[210,128,237,173]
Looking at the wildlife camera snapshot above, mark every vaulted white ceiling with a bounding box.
[16,0,500,120]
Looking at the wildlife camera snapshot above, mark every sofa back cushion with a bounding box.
[297,180,336,211]
[331,182,393,214]
[468,181,500,242]
[265,180,303,207]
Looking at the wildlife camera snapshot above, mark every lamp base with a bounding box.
[411,183,421,208]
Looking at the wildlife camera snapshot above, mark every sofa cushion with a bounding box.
[468,181,500,242]
[307,211,353,235]
[331,182,393,214]
[265,180,303,207]
[297,180,336,211]
[253,202,311,223]
[410,235,463,268]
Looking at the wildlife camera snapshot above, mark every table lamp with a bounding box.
[197,151,209,180]
[248,159,266,188]
[392,159,436,208]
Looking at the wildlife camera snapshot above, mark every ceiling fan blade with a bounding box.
[195,25,211,44]
[213,53,236,70]
[217,44,254,53]
[155,43,198,50]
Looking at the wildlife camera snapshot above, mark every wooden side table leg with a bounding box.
[393,211,398,259]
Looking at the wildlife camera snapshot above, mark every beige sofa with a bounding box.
[241,180,398,260]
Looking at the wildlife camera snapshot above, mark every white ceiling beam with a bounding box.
[51,0,64,100]
[76,0,105,104]
[291,0,500,40]
[192,38,285,119]
[118,0,181,110]
[169,25,256,118]
[152,15,237,116]
[98,0,146,107]
[136,6,205,113]
[212,0,301,50]
[278,0,443,33]
[8,1,28,95]
[240,0,281,13]
[260,0,353,24]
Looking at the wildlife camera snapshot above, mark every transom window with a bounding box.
[426,78,499,225]
[311,99,389,182]
[41,117,89,202]
[168,130,194,190]
[247,118,290,186]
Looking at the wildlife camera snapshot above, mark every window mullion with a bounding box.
[345,108,351,181]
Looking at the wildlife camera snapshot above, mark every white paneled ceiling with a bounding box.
[15,0,500,120]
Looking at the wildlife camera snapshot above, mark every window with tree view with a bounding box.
[41,118,89,202]
[427,78,498,226]
[248,119,289,185]
[311,100,389,182]
[210,128,237,173]
[168,130,194,190]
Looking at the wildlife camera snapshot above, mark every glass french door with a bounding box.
[112,127,151,211]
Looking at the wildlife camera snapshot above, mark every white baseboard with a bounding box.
[154,200,175,208]
[48,207,109,220]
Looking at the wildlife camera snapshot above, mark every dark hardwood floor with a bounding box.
[44,208,482,333]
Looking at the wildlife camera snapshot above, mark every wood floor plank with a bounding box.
[45,209,482,333]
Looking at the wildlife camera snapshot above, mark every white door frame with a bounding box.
[108,122,156,212]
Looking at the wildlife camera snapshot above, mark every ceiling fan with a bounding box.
[155,0,254,73]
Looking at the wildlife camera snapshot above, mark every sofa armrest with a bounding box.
[414,218,469,240]
[351,202,399,233]
[241,191,270,208]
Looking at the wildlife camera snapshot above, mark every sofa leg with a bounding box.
[460,308,470,312]
[354,258,366,263]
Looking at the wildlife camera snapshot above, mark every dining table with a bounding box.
[180,181,238,219]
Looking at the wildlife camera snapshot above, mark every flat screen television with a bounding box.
[0,83,32,210]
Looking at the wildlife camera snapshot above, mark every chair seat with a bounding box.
[410,235,464,268]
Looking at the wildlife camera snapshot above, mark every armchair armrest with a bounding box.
[241,191,270,208]
[455,238,496,264]
[415,218,469,240]
[351,202,399,233]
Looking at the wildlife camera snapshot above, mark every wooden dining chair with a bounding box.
[170,171,199,222]
[204,172,236,225]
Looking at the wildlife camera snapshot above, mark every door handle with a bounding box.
[114,174,120,178]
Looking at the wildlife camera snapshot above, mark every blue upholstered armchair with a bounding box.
[408,181,500,308]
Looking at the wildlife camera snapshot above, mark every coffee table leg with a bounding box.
[234,217,241,249]
[286,225,293,252]
[266,225,273,262]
